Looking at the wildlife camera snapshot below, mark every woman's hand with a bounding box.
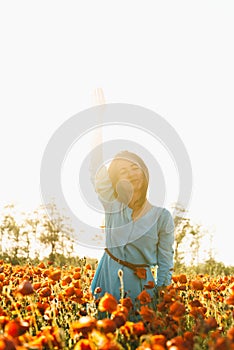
[90,88,105,153]
[91,87,106,107]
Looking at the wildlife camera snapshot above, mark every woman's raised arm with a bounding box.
[89,88,105,182]
[89,88,115,205]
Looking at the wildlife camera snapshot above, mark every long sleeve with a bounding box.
[89,125,116,208]
[156,209,175,286]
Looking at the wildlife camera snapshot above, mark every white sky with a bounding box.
[0,1,233,265]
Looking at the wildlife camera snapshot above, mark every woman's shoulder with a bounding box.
[151,205,170,215]
[152,205,174,224]
[153,204,172,214]
[154,206,174,233]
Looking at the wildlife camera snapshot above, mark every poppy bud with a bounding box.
[16,280,34,296]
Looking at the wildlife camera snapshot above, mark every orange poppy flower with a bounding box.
[4,318,29,337]
[139,305,157,323]
[96,319,117,333]
[136,342,165,350]
[137,290,152,304]
[209,337,231,350]
[227,326,234,341]
[189,299,203,308]
[36,302,50,315]
[225,295,234,306]
[33,267,41,276]
[32,282,41,290]
[98,293,118,313]
[72,280,80,289]
[71,316,97,336]
[16,280,34,296]
[177,284,187,291]
[163,289,177,303]
[229,282,234,295]
[144,281,155,289]
[134,267,147,280]
[0,316,9,328]
[151,334,167,347]
[0,335,16,350]
[119,321,133,337]
[74,339,93,350]
[204,317,218,333]
[61,275,72,286]
[116,304,129,317]
[49,269,61,281]
[120,297,133,311]
[0,308,7,317]
[65,286,75,297]
[151,317,166,331]
[132,321,147,336]
[166,335,188,350]
[189,306,207,319]
[89,329,122,350]
[183,331,195,345]
[73,272,81,280]
[169,301,186,321]
[191,279,204,290]
[172,275,179,283]
[74,288,83,298]
[151,345,165,350]
[38,262,46,269]
[39,286,51,298]
[178,274,187,284]
[111,310,127,328]
[42,269,51,277]
[157,301,166,312]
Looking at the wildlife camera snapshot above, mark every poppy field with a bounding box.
[0,260,233,350]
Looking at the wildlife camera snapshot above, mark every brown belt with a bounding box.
[105,248,149,279]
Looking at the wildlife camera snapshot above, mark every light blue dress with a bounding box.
[90,162,174,303]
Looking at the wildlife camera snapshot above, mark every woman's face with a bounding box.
[113,159,148,206]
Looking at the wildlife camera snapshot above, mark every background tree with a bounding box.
[172,203,204,273]
[0,204,25,264]
[38,202,75,263]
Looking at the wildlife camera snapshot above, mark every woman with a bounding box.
[89,89,174,304]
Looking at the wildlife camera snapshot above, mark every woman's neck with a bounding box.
[128,196,146,210]
[130,197,150,216]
